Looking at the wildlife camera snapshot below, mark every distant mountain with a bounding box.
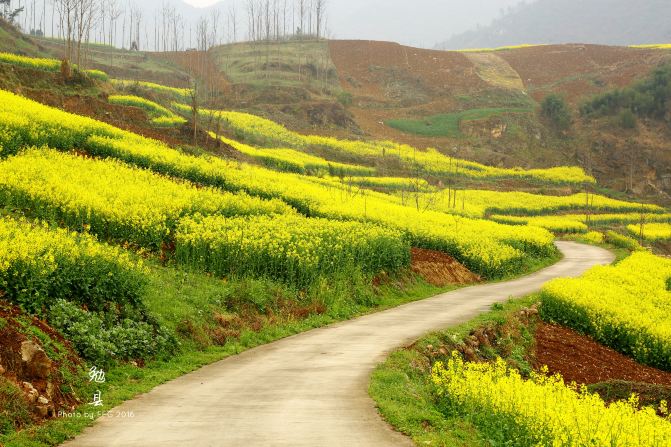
[325,0,520,48]
[437,0,671,50]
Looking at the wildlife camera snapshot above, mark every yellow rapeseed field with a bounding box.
[627,223,671,241]
[0,216,146,313]
[432,353,671,446]
[192,106,595,185]
[0,89,556,277]
[215,134,375,177]
[175,214,410,285]
[541,252,671,370]
[0,148,291,248]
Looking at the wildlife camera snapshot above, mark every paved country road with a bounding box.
[63,242,613,447]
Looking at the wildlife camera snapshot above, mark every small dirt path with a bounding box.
[63,241,613,447]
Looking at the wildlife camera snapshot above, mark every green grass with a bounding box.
[0,23,45,56]
[0,257,449,447]
[211,40,340,93]
[386,107,533,137]
[1,238,563,446]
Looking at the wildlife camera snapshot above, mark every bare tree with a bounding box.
[1,0,25,24]
[314,0,325,39]
[171,11,182,51]
[108,0,121,48]
[53,0,76,60]
[246,0,256,41]
[282,0,287,37]
[227,3,237,42]
[209,7,220,48]
[264,0,270,41]
[626,138,636,193]
[298,0,304,37]
[190,79,199,145]
[53,0,98,66]
[196,16,208,51]
[130,3,141,50]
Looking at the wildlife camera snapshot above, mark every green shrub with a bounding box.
[618,109,637,129]
[48,300,177,367]
[581,63,671,120]
[337,91,353,106]
[541,95,572,130]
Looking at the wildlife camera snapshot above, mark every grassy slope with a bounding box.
[0,20,45,55]
[0,256,449,447]
[211,40,339,92]
[386,107,534,138]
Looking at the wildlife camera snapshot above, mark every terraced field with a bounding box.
[0,46,670,447]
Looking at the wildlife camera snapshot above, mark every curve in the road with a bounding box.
[63,241,613,447]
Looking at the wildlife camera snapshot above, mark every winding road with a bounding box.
[63,241,613,447]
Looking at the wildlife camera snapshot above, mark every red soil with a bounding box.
[534,322,671,386]
[411,247,480,286]
[499,44,671,103]
[0,301,82,422]
[329,40,484,103]
[328,40,671,149]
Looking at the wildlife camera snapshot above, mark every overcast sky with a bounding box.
[181,0,523,47]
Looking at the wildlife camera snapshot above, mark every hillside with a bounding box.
[328,40,671,203]
[3,16,671,204]
[438,0,671,49]
[1,20,671,447]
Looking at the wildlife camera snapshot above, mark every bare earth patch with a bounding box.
[534,322,671,386]
[411,247,480,286]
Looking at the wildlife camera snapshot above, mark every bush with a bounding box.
[618,109,637,129]
[48,300,177,367]
[337,91,353,107]
[541,94,572,130]
[581,63,671,120]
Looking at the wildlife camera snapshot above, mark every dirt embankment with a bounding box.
[329,40,484,104]
[0,301,82,430]
[411,248,480,286]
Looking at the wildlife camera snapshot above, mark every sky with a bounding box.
[184,0,220,6]
[180,0,524,48]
